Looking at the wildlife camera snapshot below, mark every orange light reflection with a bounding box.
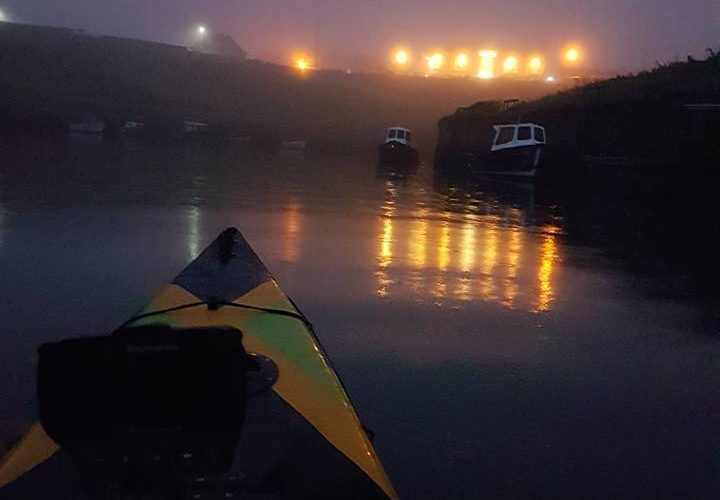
[535,230,558,312]
[371,195,562,311]
[503,228,522,308]
[283,199,302,263]
[479,226,498,300]
[376,181,397,297]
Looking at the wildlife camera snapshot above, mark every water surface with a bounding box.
[0,137,718,499]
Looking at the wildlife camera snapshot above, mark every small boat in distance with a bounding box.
[121,121,145,137]
[466,122,546,178]
[281,140,308,151]
[183,121,209,139]
[68,114,105,134]
[377,126,419,167]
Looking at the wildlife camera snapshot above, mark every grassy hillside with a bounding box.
[0,22,555,151]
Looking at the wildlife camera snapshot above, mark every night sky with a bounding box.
[2,0,718,71]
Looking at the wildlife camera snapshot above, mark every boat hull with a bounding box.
[465,144,543,178]
[377,140,419,167]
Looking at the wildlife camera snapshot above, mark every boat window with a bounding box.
[388,129,397,139]
[495,127,515,145]
[397,130,405,140]
[517,126,532,141]
[534,127,545,143]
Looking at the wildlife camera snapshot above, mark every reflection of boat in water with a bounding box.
[433,170,538,222]
[377,127,419,168]
[463,123,546,178]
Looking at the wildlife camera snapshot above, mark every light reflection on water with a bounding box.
[1,139,718,500]
[162,156,562,312]
[282,197,302,263]
[186,205,202,261]
[369,179,560,312]
[376,180,396,298]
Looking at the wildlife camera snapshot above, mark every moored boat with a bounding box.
[68,114,105,134]
[465,122,546,178]
[183,121,209,139]
[121,120,146,137]
[0,228,398,500]
[377,126,419,167]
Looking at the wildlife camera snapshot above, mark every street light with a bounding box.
[454,53,470,71]
[528,56,544,75]
[196,25,207,37]
[477,50,497,79]
[503,55,519,74]
[294,55,312,72]
[563,45,582,65]
[425,52,444,73]
[394,49,410,66]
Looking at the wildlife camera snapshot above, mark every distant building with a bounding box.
[192,33,247,59]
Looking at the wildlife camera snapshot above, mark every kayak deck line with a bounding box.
[120,299,315,331]
[0,228,399,500]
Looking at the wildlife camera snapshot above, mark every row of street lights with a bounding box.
[390,45,584,78]
[191,24,582,78]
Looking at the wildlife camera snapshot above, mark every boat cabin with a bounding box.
[384,127,412,146]
[491,123,546,152]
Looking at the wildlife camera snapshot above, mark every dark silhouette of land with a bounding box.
[0,22,556,151]
[436,51,720,166]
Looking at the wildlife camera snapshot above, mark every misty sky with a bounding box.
[2,0,718,72]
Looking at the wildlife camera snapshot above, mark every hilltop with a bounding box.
[0,22,556,151]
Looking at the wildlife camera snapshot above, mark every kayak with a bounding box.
[0,228,398,500]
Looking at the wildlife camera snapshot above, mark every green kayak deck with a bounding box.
[0,228,398,500]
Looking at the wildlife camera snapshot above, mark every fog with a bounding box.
[3,0,718,71]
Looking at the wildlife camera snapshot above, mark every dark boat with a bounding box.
[377,126,419,167]
[464,123,546,178]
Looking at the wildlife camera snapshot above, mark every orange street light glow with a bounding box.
[477,50,497,79]
[454,53,469,70]
[294,56,311,72]
[426,52,444,72]
[503,55,519,74]
[528,56,544,75]
[394,49,410,65]
[563,46,582,64]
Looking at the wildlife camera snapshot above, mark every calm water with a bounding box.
[0,137,718,499]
